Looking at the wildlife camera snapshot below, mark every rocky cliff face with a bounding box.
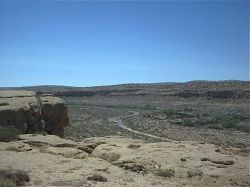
[40,96,69,137]
[0,91,68,137]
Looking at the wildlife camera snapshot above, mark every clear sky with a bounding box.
[0,0,249,87]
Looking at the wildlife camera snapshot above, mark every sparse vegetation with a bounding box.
[183,107,193,112]
[202,112,210,117]
[144,104,156,110]
[0,127,22,142]
[62,86,249,147]
[181,119,196,127]
[208,123,222,129]
[210,113,250,133]
[195,118,212,126]
[161,109,179,117]
[220,116,239,129]
[237,125,250,133]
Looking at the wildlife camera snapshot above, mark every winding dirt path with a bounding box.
[108,111,173,142]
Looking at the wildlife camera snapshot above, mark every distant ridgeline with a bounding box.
[0,81,249,99]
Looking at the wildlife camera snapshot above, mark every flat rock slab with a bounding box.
[0,91,35,98]
[19,134,78,147]
[41,96,65,104]
[0,135,182,187]
[1,135,248,186]
[0,94,37,111]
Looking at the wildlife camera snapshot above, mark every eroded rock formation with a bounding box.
[0,91,68,137]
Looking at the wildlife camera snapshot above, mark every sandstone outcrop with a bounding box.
[40,96,69,137]
[0,91,68,137]
[0,135,249,186]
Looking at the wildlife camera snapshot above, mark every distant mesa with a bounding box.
[1,80,247,99]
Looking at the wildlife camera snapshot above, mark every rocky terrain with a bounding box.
[0,91,68,137]
[0,134,249,187]
[0,82,249,186]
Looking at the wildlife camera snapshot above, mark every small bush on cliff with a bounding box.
[0,127,22,142]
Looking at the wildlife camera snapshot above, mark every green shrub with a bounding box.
[202,113,210,117]
[196,118,212,126]
[161,109,179,117]
[0,127,22,142]
[196,113,201,118]
[183,107,193,112]
[211,113,224,123]
[144,104,156,110]
[231,113,249,121]
[208,124,222,129]
[181,119,196,127]
[236,125,250,133]
[220,117,238,129]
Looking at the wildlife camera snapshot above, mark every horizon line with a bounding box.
[0,79,249,89]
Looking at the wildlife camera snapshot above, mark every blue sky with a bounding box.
[0,1,249,87]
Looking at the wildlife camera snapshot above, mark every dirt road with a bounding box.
[108,111,173,142]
